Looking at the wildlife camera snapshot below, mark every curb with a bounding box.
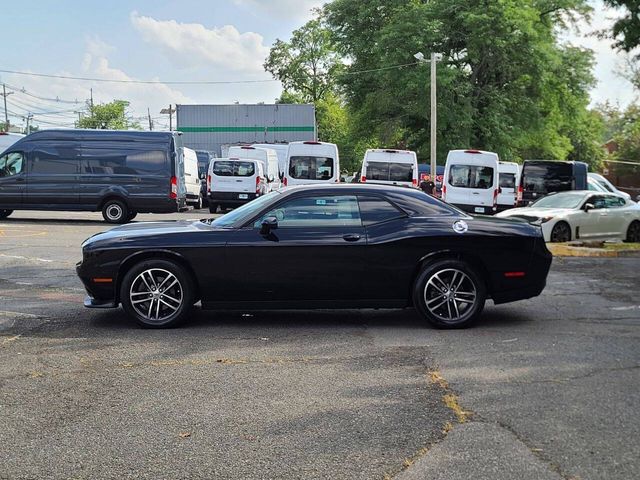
[547,243,640,257]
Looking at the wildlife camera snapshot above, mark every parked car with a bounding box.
[77,184,552,329]
[227,146,280,192]
[517,160,588,206]
[0,132,25,153]
[588,172,631,201]
[442,149,500,214]
[496,190,640,243]
[588,176,609,193]
[497,161,520,211]
[207,157,266,213]
[183,148,203,209]
[0,130,187,223]
[283,141,340,186]
[359,149,418,187]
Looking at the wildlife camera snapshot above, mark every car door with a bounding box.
[602,195,630,238]
[222,193,367,305]
[579,195,607,239]
[0,151,27,208]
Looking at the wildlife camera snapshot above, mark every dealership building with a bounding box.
[176,104,316,157]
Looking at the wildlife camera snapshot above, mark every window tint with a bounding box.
[522,162,573,193]
[366,162,413,182]
[289,156,334,180]
[449,165,494,189]
[604,196,626,208]
[256,195,361,228]
[499,172,516,188]
[588,195,607,209]
[213,161,255,177]
[32,146,78,175]
[0,152,24,178]
[358,196,405,225]
[82,148,167,175]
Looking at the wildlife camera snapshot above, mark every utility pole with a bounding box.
[90,88,94,109]
[147,108,153,131]
[429,52,437,183]
[25,113,33,135]
[1,84,13,132]
[160,105,176,131]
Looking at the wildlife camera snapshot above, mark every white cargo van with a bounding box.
[360,149,418,187]
[284,141,340,186]
[442,149,500,214]
[497,161,520,211]
[207,158,266,213]
[227,146,281,191]
[252,143,289,178]
[184,147,203,209]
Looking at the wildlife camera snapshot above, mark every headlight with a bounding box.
[540,216,554,223]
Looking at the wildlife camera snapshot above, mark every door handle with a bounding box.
[472,192,480,195]
[342,234,361,242]
[15,177,25,182]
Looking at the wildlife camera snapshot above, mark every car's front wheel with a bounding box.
[0,209,13,219]
[194,194,203,210]
[550,221,571,243]
[414,259,486,329]
[120,259,195,328]
[626,221,640,243]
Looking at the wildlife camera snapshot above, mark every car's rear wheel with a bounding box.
[120,259,194,328]
[626,221,640,243]
[102,199,129,224]
[128,211,138,221]
[550,221,571,243]
[0,209,13,219]
[414,259,486,329]
[209,203,218,214]
[194,194,203,210]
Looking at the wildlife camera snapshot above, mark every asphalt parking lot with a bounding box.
[1,210,639,480]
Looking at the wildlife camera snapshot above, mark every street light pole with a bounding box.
[2,84,13,132]
[414,52,441,182]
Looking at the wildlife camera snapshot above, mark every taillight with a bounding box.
[170,176,178,199]
[517,185,523,202]
[207,174,211,193]
[256,176,261,194]
[361,176,366,183]
[493,188,499,206]
[412,178,417,187]
[283,176,288,186]
[442,184,447,200]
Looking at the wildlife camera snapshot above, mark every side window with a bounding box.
[604,196,626,208]
[358,196,405,226]
[31,146,77,174]
[82,148,166,175]
[256,195,361,228]
[0,152,24,178]
[589,196,606,209]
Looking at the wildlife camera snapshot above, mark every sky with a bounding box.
[0,0,636,131]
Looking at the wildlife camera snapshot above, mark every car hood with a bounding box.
[82,220,223,249]
[496,207,569,219]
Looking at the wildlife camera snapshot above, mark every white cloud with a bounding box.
[130,11,270,73]
[233,0,324,20]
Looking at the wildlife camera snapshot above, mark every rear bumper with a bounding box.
[208,192,258,205]
[451,204,498,215]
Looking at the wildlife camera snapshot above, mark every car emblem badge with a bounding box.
[453,220,468,234]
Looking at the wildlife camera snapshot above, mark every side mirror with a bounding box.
[584,203,595,212]
[260,216,278,235]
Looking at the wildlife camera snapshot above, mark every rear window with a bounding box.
[499,173,516,188]
[366,161,413,182]
[448,165,494,189]
[522,162,572,193]
[213,160,255,177]
[289,156,334,180]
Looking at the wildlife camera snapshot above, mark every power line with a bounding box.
[4,83,82,104]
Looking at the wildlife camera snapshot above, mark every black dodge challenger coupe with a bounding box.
[77,184,552,328]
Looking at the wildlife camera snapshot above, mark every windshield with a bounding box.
[210,191,281,227]
[522,162,572,193]
[530,193,585,209]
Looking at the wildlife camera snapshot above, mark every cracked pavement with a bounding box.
[1,211,639,479]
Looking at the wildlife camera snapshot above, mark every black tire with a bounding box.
[128,211,138,221]
[413,259,486,329]
[202,196,209,208]
[550,221,571,243]
[625,221,640,243]
[120,259,195,328]
[209,203,218,214]
[0,209,13,220]
[194,195,203,210]
[102,199,130,224]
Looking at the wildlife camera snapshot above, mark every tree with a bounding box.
[603,0,640,56]
[264,15,343,103]
[77,100,140,130]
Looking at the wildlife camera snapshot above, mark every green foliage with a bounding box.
[603,0,640,56]
[77,100,140,130]
[613,104,640,162]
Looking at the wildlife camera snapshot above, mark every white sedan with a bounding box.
[496,191,640,243]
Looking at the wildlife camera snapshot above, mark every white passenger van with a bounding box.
[252,143,289,178]
[227,145,281,191]
[442,149,500,214]
[360,149,418,187]
[207,157,266,213]
[284,141,340,186]
[183,147,204,209]
[497,161,520,212]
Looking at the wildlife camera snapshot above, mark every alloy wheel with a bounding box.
[423,268,477,324]
[628,222,640,242]
[550,222,571,242]
[129,268,183,323]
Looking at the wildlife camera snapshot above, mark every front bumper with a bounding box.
[84,295,117,309]
[76,261,118,309]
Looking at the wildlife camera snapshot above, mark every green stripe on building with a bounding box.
[179,126,315,133]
